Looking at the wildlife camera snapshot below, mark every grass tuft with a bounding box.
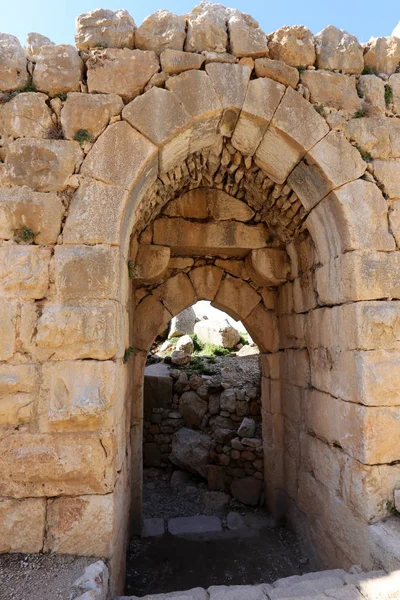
[74,129,93,144]
[12,226,37,244]
[356,146,373,163]
[384,84,393,107]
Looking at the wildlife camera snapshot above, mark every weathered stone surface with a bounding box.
[169,307,196,338]
[364,36,400,75]
[176,335,194,354]
[194,318,240,348]
[209,585,271,599]
[0,300,17,361]
[268,26,315,67]
[0,364,37,426]
[389,73,400,114]
[232,77,285,156]
[0,498,45,553]
[344,117,400,159]
[288,131,366,211]
[213,275,260,320]
[315,26,364,74]
[189,266,224,301]
[81,121,158,190]
[136,10,186,53]
[306,180,395,263]
[0,246,50,299]
[33,45,83,95]
[0,186,63,244]
[153,273,196,316]
[164,188,254,222]
[179,391,208,427]
[301,71,361,112]
[170,428,213,478]
[26,32,54,60]
[61,92,123,141]
[206,63,251,135]
[71,560,110,599]
[373,159,400,198]
[46,494,114,555]
[87,49,159,101]
[166,69,221,122]
[0,93,53,139]
[75,9,136,51]
[154,218,268,256]
[390,199,400,246]
[244,304,279,353]
[171,350,191,365]
[34,301,118,360]
[0,432,113,497]
[134,244,170,284]
[238,417,256,438]
[4,138,82,192]
[246,248,290,286]
[255,87,329,183]
[357,75,386,117]
[254,58,299,88]
[231,476,262,506]
[168,515,222,536]
[161,50,205,74]
[185,3,228,53]
[53,245,119,300]
[228,14,269,58]
[0,34,28,92]
[133,294,172,351]
[122,87,191,173]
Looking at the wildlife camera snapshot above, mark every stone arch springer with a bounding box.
[1,4,400,594]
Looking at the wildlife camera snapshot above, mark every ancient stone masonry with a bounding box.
[1,3,400,596]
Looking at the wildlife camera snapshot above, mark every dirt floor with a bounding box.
[0,553,95,600]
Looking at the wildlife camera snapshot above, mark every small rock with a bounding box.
[238,418,256,438]
[171,350,191,365]
[176,334,194,354]
[226,511,247,531]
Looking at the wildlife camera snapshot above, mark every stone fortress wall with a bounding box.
[1,3,400,594]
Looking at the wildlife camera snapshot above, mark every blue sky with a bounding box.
[2,0,399,46]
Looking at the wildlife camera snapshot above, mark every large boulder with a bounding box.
[194,318,240,348]
[179,390,207,427]
[135,10,186,53]
[176,335,194,354]
[26,33,55,61]
[75,9,136,51]
[169,307,196,338]
[170,428,213,478]
[0,34,29,92]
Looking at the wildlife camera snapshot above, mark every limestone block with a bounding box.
[189,266,224,300]
[61,92,123,141]
[342,457,400,522]
[134,244,170,283]
[81,121,158,191]
[0,300,17,360]
[153,218,268,256]
[306,180,395,264]
[53,245,119,300]
[26,33,54,61]
[122,87,191,173]
[243,304,279,353]
[161,50,205,74]
[0,246,50,299]
[311,347,400,406]
[255,87,329,183]
[132,294,172,351]
[46,494,114,555]
[279,349,310,387]
[169,307,196,337]
[136,10,186,53]
[254,58,299,88]
[0,186,63,244]
[245,248,290,286]
[232,77,285,156]
[228,14,269,58]
[0,364,37,426]
[358,75,386,116]
[0,432,114,497]
[300,434,343,494]
[75,9,136,51]
[0,34,28,92]
[39,360,117,431]
[87,49,159,101]
[300,71,362,112]
[170,427,213,478]
[215,259,250,280]
[63,179,128,245]
[292,272,317,313]
[165,69,222,125]
[179,390,208,427]
[268,26,315,67]
[286,235,315,279]
[0,498,45,553]
[306,302,400,352]
[185,4,228,53]
[344,117,400,159]
[205,63,251,136]
[373,159,400,198]
[364,36,400,75]
[279,313,305,349]
[213,275,260,320]
[4,138,82,192]
[389,73,400,114]
[164,188,254,222]
[34,301,118,360]
[315,26,364,74]
[0,93,53,139]
[390,199,400,246]
[315,252,400,305]
[288,131,366,211]
[153,272,196,316]
[33,45,83,95]
[304,389,400,464]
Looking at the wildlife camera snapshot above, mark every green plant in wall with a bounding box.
[128,260,141,279]
[123,346,136,363]
[12,225,38,244]
[74,129,93,144]
[353,108,366,118]
[386,500,400,518]
[384,84,393,107]
[356,146,373,163]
